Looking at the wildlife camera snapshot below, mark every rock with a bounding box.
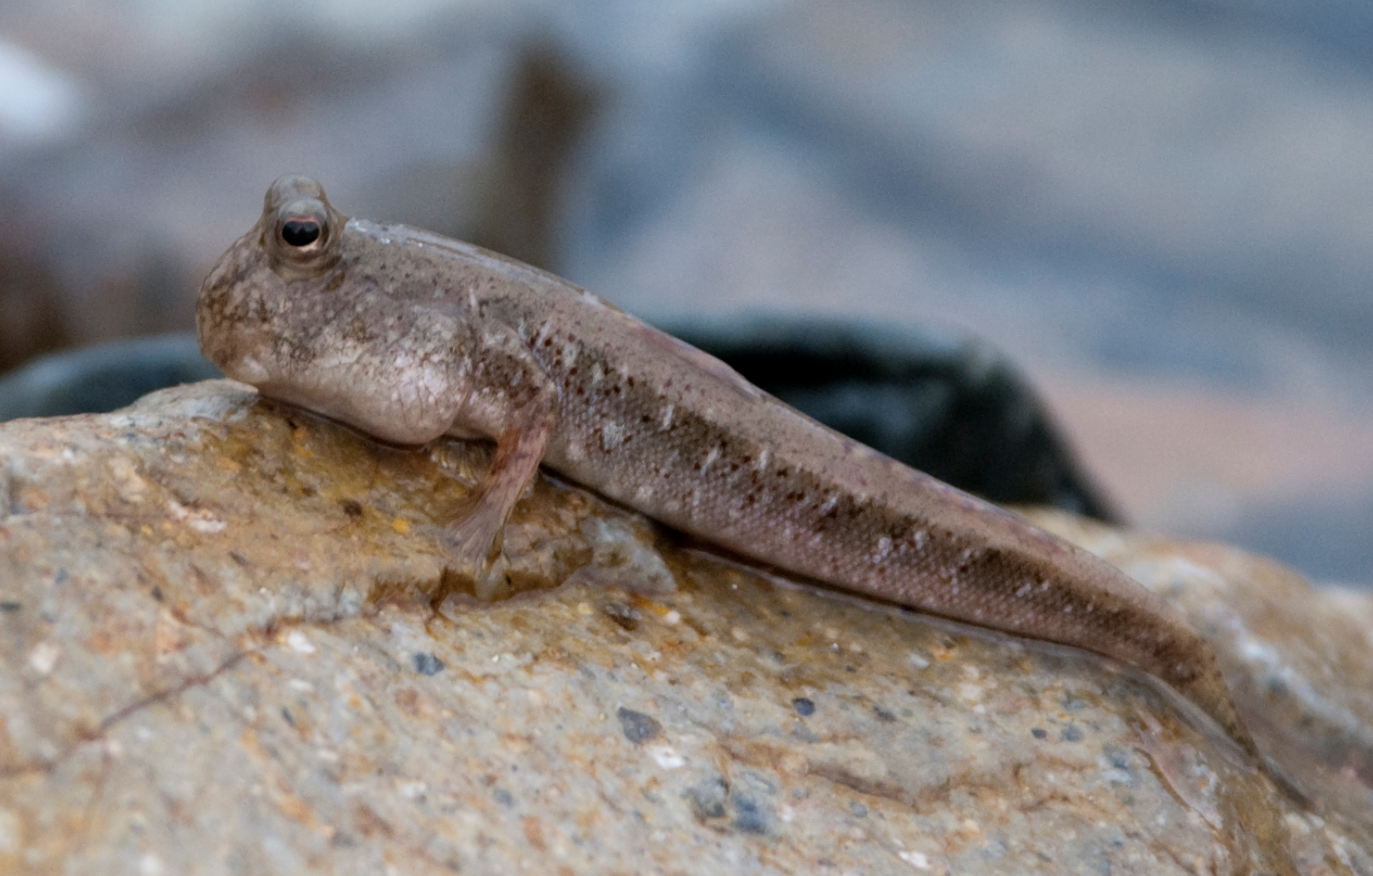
[0,381,1368,874]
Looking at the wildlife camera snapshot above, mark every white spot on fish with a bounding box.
[874,536,893,562]
[660,404,675,430]
[756,447,770,471]
[600,421,625,451]
[700,444,720,470]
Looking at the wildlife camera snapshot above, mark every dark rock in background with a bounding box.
[0,335,217,420]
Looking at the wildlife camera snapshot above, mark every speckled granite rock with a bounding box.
[0,381,1368,875]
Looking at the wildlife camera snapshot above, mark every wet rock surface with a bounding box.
[1,382,1369,874]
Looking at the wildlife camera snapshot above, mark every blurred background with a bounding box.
[0,0,1369,587]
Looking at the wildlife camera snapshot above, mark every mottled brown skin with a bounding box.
[197,176,1258,757]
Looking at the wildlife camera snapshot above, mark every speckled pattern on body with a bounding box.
[196,175,1256,758]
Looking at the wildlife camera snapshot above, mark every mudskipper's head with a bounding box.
[195,176,469,445]
[196,175,349,386]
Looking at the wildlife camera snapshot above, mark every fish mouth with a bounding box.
[217,349,273,387]
[195,308,282,388]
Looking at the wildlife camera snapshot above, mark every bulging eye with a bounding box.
[281,217,321,247]
[262,177,346,281]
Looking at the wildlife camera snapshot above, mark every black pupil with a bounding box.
[281,219,321,247]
